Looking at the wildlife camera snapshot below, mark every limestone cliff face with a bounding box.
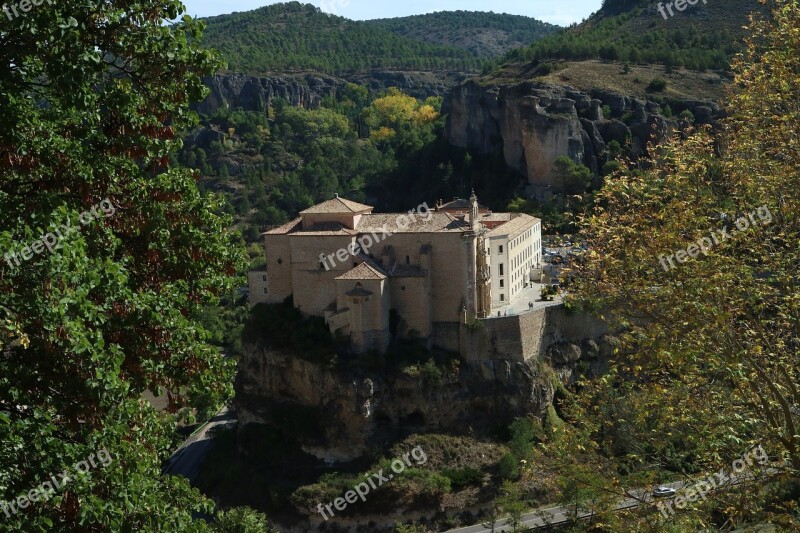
[195,70,461,116]
[444,79,721,185]
[195,73,348,115]
[235,347,555,462]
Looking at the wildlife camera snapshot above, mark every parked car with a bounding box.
[652,486,677,498]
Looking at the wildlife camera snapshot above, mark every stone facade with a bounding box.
[252,194,542,354]
[459,305,609,363]
[247,270,269,306]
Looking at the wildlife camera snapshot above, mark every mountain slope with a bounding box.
[199,2,559,76]
[506,0,768,70]
[366,11,559,58]
[201,2,485,75]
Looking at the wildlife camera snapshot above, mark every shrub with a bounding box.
[214,507,279,533]
[647,78,667,92]
[441,467,484,489]
[498,453,520,480]
[420,359,443,387]
[602,160,622,176]
[401,469,452,495]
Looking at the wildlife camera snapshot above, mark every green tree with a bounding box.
[214,507,279,532]
[498,481,527,532]
[0,0,247,530]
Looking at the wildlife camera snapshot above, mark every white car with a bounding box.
[652,486,677,498]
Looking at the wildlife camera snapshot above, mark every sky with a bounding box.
[181,0,604,27]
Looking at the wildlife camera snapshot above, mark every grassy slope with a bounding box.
[479,0,768,99]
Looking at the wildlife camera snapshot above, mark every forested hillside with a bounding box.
[200,2,486,75]
[176,86,523,243]
[199,2,558,76]
[505,0,768,70]
[367,10,559,58]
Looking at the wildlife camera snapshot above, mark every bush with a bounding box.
[602,160,622,176]
[214,507,278,533]
[498,453,520,480]
[441,467,484,489]
[242,301,339,365]
[647,78,668,92]
[400,469,452,495]
[420,359,443,387]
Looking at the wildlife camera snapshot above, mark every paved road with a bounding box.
[444,463,782,533]
[442,481,687,532]
[162,406,236,483]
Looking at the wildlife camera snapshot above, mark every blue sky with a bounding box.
[181,0,603,26]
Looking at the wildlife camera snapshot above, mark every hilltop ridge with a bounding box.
[199,2,560,76]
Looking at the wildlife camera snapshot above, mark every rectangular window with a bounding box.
[499,264,504,276]
[499,245,504,254]
[500,280,504,288]
[263,275,267,281]
[500,294,505,302]
[263,288,268,294]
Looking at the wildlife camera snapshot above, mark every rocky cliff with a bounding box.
[235,316,615,463]
[195,70,464,116]
[235,349,554,462]
[195,73,348,115]
[444,79,722,186]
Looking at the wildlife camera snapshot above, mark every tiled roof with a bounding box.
[336,262,387,280]
[481,213,512,223]
[264,217,302,235]
[356,213,468,234]
[488,214,541,239]
[264,218,358,236]
[300,197,374,214]
[437,198,489,212]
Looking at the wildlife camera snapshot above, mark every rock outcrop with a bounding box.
[195,73,348,115]
[444,79,723,187]
[235,348,556,463]
[195,70,464,116]
[235,313,615,463]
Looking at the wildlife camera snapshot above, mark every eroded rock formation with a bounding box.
[444,79,722,186]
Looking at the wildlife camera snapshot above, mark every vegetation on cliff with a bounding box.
[178,86,524,242]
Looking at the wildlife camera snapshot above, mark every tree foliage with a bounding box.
[0,0,246,529]
[563,0,800,527]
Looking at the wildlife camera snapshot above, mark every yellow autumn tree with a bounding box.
[363,88,440,142]
[562,1,800,528]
